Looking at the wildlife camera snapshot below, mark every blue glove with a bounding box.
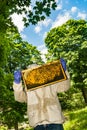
[14,70,21,84]
[60,58,66,71]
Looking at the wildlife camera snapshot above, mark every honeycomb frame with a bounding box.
[22,60,67,91]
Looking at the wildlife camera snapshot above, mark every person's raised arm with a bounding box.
[13,70,27,103]
[55,58,70,93]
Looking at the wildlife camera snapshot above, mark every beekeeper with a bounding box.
[13,58,70,130]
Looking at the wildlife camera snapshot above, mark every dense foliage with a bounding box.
[0,0,57,27]
[45,19,87,104]
[0,30,43,130]
[64,107,87,130]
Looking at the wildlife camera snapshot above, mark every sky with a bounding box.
[11,0,87,61]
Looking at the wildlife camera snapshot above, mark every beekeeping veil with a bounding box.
[27,64,40,70]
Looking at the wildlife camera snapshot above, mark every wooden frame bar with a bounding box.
[22,60,67,91]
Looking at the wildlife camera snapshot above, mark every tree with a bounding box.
[6,32,44,72]
[0,32,42,129]
[45,19,87,104]
[0,0,57,66]
[0,28,43,129]
[0,0,57,74]
[0,72,27,130]
[0,0,57,27]
[0,0,57,71]
[0,0,57,129]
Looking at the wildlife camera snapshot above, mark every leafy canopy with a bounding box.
[45,19,87,89]
[0,0,57,27]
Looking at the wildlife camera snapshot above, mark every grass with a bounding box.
[0,107,87,130]
[24,107,87,130]
[64,107,87,130]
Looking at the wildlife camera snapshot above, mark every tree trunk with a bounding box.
[14,122,18,130]
[81,87,87,104]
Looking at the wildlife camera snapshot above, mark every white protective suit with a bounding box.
[13,69,70,128]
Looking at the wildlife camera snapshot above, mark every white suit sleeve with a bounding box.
[54,70,70,93]
[13,82,27,103]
